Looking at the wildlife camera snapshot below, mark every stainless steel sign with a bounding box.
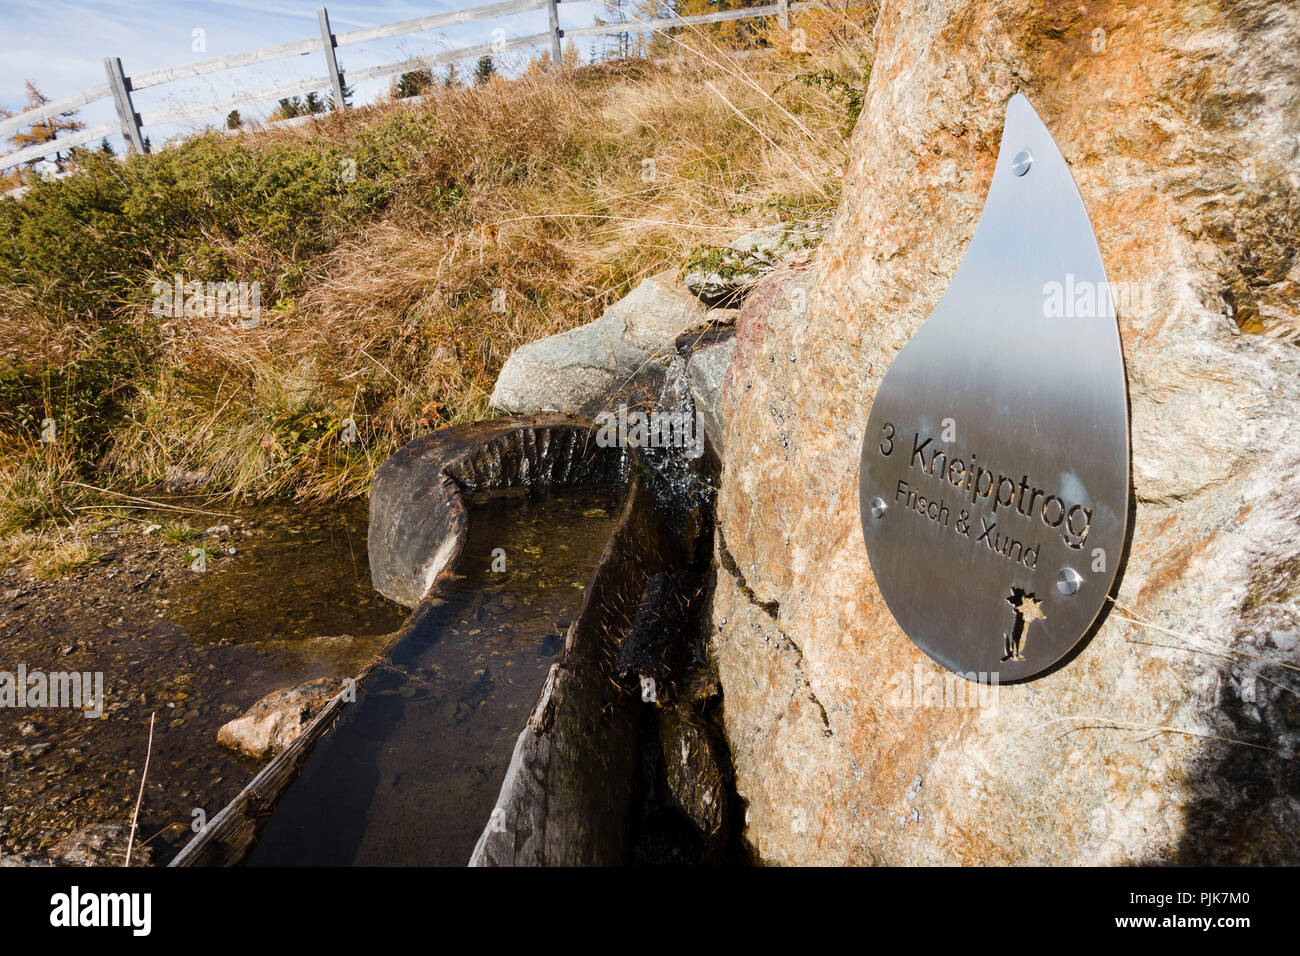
[859,94,1129,681]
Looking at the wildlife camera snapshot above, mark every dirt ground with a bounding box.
[0,500,406,865]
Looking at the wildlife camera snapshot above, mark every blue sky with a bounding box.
[0,0,626,157]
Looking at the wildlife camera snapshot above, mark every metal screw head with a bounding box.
[1057,567,1083,595]
[869,497,887,519]
[1012,150,1033,176]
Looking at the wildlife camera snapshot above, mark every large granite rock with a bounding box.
[710,0,1300,864]
[490,272,708,417]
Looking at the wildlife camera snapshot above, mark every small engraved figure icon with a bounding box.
[1001,587,1046,662]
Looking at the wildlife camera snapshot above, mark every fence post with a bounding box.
[317,6,348,109]
[547,0,563,67]
[103,57,145,154]
[777,0,789,31]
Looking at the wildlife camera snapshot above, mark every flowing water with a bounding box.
[243,484,625,866]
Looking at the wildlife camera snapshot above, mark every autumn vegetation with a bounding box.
[0,3,877,568]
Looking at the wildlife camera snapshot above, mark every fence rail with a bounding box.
[0,0,810,175]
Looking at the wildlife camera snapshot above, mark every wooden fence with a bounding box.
[0,0,808,173]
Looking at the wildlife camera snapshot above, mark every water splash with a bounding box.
[637,354,716,527]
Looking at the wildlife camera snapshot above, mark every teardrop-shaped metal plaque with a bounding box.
[859,93,1129,682]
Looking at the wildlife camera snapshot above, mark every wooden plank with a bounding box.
[137,74,333,128]
[332,0,544,48]
[778,0,789,30]
[167,690,352,866]
[565,5,780,38]
[341,32,552,87]
[104,58,146,154]
[0,83,111,139]
[0,120,120,172]
[170,592,439,866]
[129,38,323,91]
[317,6,348,110]
[547,0,563,66]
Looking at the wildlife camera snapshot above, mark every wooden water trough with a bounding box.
[171,413,687,866]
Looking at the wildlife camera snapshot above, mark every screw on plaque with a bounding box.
[869,497,887,518]
[857,93,1130,680]
[1056,567,1083,595]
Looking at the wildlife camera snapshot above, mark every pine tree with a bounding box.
[473,55,495,85]
[270,93,330,121]
[330,63,356,110]
[648,0,765,52]
[393,69,434,98]
[6,82,85,170]
[270,97,302,120]
[525,51,551,75]
[225,110,243,130]
[635,0,678,57]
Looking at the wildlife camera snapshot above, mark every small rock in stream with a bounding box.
[217,678,344,759]
[49,823,153,867]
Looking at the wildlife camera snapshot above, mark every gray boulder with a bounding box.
[490,272,707,417]
[685,334,736,457]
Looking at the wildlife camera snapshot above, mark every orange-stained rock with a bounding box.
[710,0,1299,864]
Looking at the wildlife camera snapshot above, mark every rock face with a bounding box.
[709,0,1300,864]
[217,678,343,759]
[658,703,729,842]
[685,335,736,457]
[490,272,708,417]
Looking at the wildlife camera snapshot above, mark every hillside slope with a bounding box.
[0,29,873,567]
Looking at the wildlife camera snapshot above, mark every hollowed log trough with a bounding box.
[171,414,679,867]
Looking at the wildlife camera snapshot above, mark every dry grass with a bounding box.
[0,523,102,580]
[0,7,878,544]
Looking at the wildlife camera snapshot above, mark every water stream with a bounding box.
[242,485,624,866]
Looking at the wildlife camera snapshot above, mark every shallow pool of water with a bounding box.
[243,484,625,866]
[0,498,409,864]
